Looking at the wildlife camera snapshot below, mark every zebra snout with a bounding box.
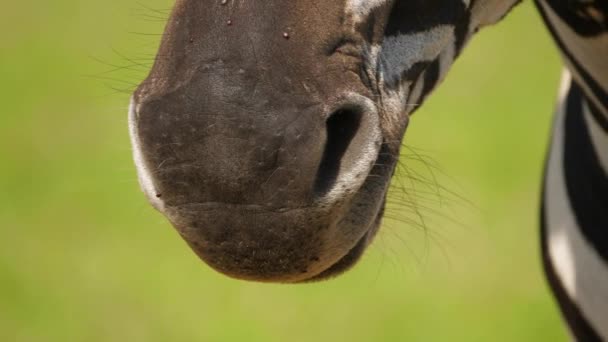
[129,90,381,210]
[128,90,385,282]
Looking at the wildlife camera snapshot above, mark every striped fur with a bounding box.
[353,0,608,339]
[342,0,522,130]
[537,0,608,339]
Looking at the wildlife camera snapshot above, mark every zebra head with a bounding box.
[129,0,521,282]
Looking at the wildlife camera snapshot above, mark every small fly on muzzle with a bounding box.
[129,0,509,282]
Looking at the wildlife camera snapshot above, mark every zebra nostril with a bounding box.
[311,94,381,202]
[314,107,363,197]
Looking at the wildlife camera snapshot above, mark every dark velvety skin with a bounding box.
[131,0,400,283]
[130,0,521,283]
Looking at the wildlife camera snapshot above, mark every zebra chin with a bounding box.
[159,199,387,283]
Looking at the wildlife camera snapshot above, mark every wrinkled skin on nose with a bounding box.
[130,0,407,282]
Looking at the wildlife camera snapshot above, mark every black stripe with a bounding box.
[588,97,608,133]
[543,0,608,36]
[540,198,603,342]
[401,61,432,82]
[562,82,608,262]
[403,59,440,110]
[453,2,472,56]
[420,59,440,103]
[535,0,608,116]
[540,81,604,339]
[384,0,467,36]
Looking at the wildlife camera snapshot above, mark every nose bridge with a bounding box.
[143,0,363,104]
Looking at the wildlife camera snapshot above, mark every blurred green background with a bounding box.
[1,1,568,341]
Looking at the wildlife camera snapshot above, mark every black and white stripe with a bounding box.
[344,0,523,117]
[350,0,608,339]
[537,0,608,339]
[542,71,608,341]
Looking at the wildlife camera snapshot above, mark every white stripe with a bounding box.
[407,75,425,107]
[345,0,389,22]
[128,97,165,210]
[438,38,457,79]
[379,26,453,85]
[545,71,608,339]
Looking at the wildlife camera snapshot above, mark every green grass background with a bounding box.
[1,1,568,341]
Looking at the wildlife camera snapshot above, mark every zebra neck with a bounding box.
[542,70,608,341]
[536,1,608,339]
[536,0,608,119]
